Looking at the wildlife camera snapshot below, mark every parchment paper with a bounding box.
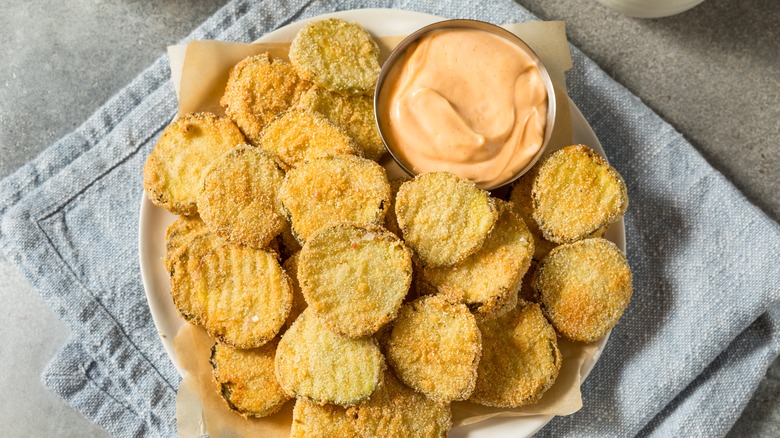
[168,21,590,437]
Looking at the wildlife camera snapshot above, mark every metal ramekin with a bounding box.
[374,19,557,190]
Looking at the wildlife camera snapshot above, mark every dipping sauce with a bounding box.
[377,28,548,189]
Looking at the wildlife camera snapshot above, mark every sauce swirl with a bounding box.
[378,28,548,189]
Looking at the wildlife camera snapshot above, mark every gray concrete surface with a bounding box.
[0,0,777,436]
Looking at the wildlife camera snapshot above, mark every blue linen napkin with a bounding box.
[0,0,777,437]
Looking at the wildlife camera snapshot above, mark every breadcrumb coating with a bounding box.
[275,309,384,406]
[470,301,561,407]
[534,238,632,342]
[299,224,412,337]
[210,339,291,417]
[289,18,380,95]
[532,145,628,243]
[198,145,286,248]
[386,294,481,402]
[395,172,498,267]
[144,112,244,215]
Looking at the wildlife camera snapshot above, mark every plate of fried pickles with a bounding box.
[139,9,632,437]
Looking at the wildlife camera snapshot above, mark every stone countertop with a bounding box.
[0,0,777,436]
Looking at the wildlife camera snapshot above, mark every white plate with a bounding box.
[139,8,625,437]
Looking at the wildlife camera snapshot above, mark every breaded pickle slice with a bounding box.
[509,167,559,260]
[384,177,410,238]
[534,238,632,342]
[419,200,533,319]
[299,224,413,337]
[163,214,208,272]
[289,18,381,95]
[220,53,311,144]
[297,86,385,161]
[386,295,482,402]
[169,233,226,323]
[210,339,291,417]
[395,172,498,267]
[279,154,390,242]
[348,370,452,438]
[198,145,286,248]
[281,252,307,330]
[275,309,384,406]
[196,244,292,348]
[291,398,357,438]
[143,112,244,215]
[258,109,361,170]
[470,300,561,407]
[532,145,628,243]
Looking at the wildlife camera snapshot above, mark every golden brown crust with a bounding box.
[258,109,361,170]
[279,154,390,243]
[220,53,311,145]
[143,112,245,215]
[289,18,380,95]
[290,398,358,438]
[197,145,286,248]
[168,233,227,323]
[386,294,482,403]
[299,224,413,338]
[297,86,385,161]
[395,172,498,268]
[531,145,628,244]
[534,238,633,342]
[275,309,384,406]
[163,214,208,272]
[418,200,533,320]
[210,339,291,417]
[470,301,561,407]
[196,244,293,348]
[348,370,452,437]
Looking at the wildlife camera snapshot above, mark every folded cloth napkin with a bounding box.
[0,0,777,437]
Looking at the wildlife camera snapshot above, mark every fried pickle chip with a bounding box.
[281,252,307,330]
[297,86,385,161]
[276,309,384,406]
[279,154,390,243]
[509,167,559,260]
[299,224,412,337]
[198,145,286,248]
[534,238,632,342]
[258,109,361,170]
[210,339,291,417]
[348,370,452,438]
[418,200,533,319]
[196,244,292,348]
[220,53,311,145]
[395,172,498,267]
[470,300,561,407]
[386,294,481,402]
[169,233,227,323]
[289,18,380,95]
[384,177,410,238]
[532,145,628,244]
[291,398,357,438]
[143,112,244,215]
[163,214,208,272]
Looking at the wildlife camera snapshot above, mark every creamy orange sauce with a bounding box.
[379,28,548,189]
